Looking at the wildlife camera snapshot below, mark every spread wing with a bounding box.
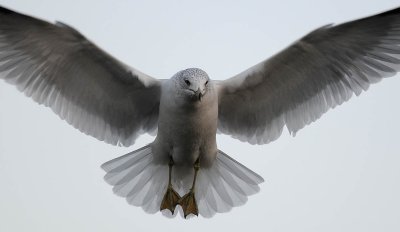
[217,7,400,144]
[0,6,161,146]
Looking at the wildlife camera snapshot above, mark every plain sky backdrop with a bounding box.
[0,0,400,232]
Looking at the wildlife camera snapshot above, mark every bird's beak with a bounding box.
[197,91,203,101]
[195,89,204,101]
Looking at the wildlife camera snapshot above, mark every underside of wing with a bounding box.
[217,7,400,144]
[0,6,162,146]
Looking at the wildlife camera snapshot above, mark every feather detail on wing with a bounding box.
[217,7,400,144]
[0,6,161,146]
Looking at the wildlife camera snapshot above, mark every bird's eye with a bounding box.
[184,80,191,86]
[205,80,209,85]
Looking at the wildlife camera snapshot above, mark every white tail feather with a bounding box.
[101,146,264,218]
[195,150,264,217]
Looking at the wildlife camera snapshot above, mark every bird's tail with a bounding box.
[193,150,264,217]
[101,145,169,214]
[101,146,264,218]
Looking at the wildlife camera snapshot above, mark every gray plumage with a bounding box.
[1,6,399,218]
[0,7,161,146]
[217,8,400,144]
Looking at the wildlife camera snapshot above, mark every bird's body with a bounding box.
[153,69,218,168]
[1,5,400,218]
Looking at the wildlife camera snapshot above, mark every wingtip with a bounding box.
[0,6,15,15]
[0,5,15,15]
[376,7,400,17]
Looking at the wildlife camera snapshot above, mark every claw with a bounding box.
[160,186,181,214]
[178,190,198,218]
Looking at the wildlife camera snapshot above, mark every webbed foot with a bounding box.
[160,186,181,214]
[178,190,198,218]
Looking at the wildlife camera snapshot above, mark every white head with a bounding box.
[172,68,211,102]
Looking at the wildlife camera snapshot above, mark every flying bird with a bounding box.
[1,6,400,218]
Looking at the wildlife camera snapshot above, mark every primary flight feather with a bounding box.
[0,5,399,218]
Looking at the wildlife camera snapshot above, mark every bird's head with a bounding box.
[172,68,211,102]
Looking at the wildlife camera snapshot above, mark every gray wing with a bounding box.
[0,6,161,146]
[217,7,400,145]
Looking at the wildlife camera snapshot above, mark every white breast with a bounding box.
[152,79,218,167]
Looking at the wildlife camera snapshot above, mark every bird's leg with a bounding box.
[179,158,200,218]
[160,156,181,214]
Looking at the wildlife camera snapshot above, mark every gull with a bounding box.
[1,5,400,218]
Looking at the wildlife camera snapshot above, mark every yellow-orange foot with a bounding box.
[160,186,181,214]
[179,190,198,218]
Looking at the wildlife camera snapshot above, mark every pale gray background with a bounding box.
[0,0,399,231]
